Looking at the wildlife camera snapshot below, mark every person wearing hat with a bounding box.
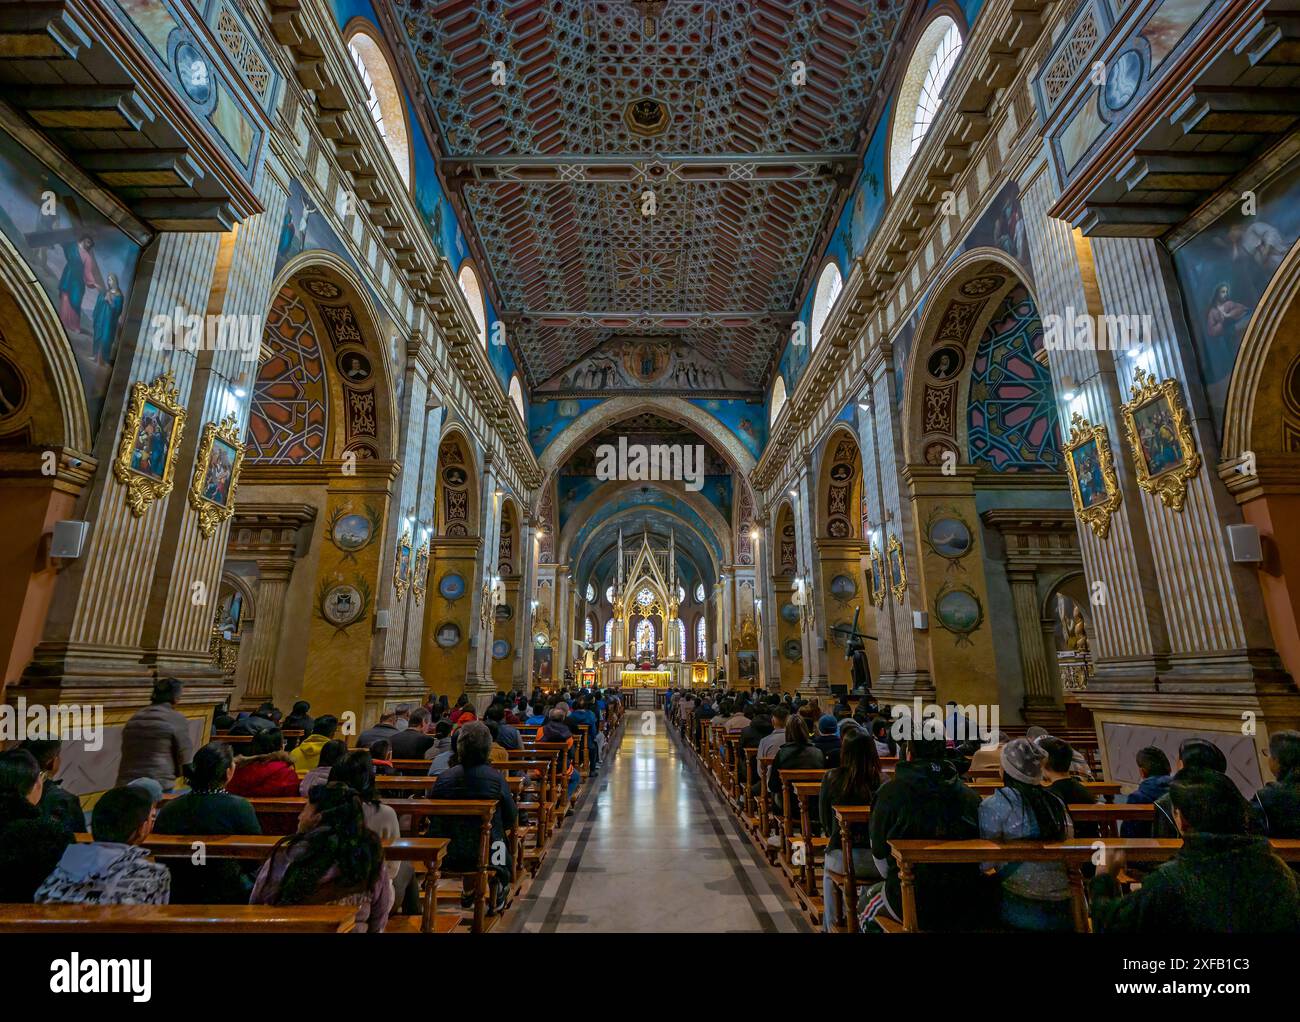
[813,713,843,768]
[978,737,1074,931]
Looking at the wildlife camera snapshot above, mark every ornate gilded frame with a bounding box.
[393,528,413,601]
[412,541,429,604]
[1063,412,1122,538]
[868,543,886,607]
[113,370,187,517]
[1121,367,1201,511]
[887,534,907,604]
[188,414,245,537]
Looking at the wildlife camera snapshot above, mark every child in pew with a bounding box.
[289,715,340,774]
[1038,737,1101,840]
[36,785,170,906]
[251,782,393,933]
[1091,769,1300,933]
[300,739,348,796]
[153,742,262,904]
[819,728,883,931]
[978,738,1075,932]
[368,739,397,775]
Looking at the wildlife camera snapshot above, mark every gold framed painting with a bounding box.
[887,534,907,604]
[1121,366,1201,511]
[393,528,413,601]
[188,414,245,537]
[412,541,429,604]
[868,544,886,607]
[113,370,187,517]
[1063,412,1122,538]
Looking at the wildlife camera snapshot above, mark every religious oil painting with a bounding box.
[1122,368,1201,511]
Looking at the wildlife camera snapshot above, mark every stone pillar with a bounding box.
[467,456,500,708]
[1007,567,1058,723]
[793,466,829,697]
[515,516,538,688]
[241,556,293,707]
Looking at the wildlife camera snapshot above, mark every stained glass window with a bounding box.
[696,616,707,659]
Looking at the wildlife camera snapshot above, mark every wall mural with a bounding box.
[316,299,379,460]
[824,436,860,538]
[535,336,753,396]
[961,179,1032,277]
[967,285,1061,472]
[1172,154,1300,438]
[735,483,755,565]
[0,142,142,432]
[246,286,329,464]
[438,438,471,536]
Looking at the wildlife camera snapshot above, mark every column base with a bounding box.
[873,671,936,707]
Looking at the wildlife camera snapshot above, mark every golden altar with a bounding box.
[620,669,671,688]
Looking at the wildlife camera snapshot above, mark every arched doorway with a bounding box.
[220,255,398,715]
[900,253,1078,722]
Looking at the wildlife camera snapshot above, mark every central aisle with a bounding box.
[505,715,811,933]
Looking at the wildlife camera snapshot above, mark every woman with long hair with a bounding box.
[328,750,415,913]
[818,728,883,930]
[978,737,1073,931]
[250,782,392,932]
[767,714,825,813]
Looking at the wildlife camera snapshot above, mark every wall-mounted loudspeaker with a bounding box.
[1227,524,1262,563]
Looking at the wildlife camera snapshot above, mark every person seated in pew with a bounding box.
[425,720,455,768]
[369,739,397,775]
[281,701,314,750]
[394,703,413,732]
[568,697,601,770]
[0,749,74,902]
[448,694,474,724]
[1152,738,1239,838]
[36,785,169,906]
[767,715,825,815]
[756,705,790,768]
[290,715,340,774]
[979,738,1075,932]
[739,707,774,794]
[485,703,522,751]
[1027,725,1093,779]
[859,732,984,932]
[1253,730,1300,839]
[329,750,417,915]
[719,699,749,734]
[213,702,237,733]
[429,721,518,916]
[1120,746,1172,838]
[153,742,262,904]
[813,714,842,768]
[869,716,897,760]
[1038,737,1100,839]
[537,708,581,799]
[228,702,280,737]
[18,739,86,836]
[251,782,392,933]
[300,739,348,796]
[227,727,302,799]
[819,728,884,931]
[482,721,513,765]
[357,709,400,749]
[1091,769,1300,933]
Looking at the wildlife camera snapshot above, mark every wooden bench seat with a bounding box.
[0,903,360,933]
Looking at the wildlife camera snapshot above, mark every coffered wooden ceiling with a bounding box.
[388,0,913,388]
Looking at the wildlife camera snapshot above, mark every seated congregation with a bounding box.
[667,687,1300,934]
[0,678,622,934]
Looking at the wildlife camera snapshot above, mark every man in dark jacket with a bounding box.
[1254,730,1300,838]
[116,678,193,790]
[739,709,774,793]
[357,709,400,748]
[1091,769,1300,932]
[391,707,437,759]
[1120,745,1172,838]
[228,702,279,737]
[861,736,984,931]
[19,739,85,835]
[0,749,73,902]
[280,701,314,750]
[429,721,517,914]
[1152,738,1236,837]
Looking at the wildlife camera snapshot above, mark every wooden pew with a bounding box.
[777,768,828,885]
[74,833,450,933]
[1067,802,1154,837]
[0,904,359,933]
[966,780,1121,799]
[886,836,1300,932]
[830,805,872,932]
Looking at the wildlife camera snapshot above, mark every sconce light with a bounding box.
[1059,373,1078,403]
[789,489,798,501]
[749,527,759,542]
[791,576,808,607]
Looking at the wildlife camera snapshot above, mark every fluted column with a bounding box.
[1009,568,1056,716]
[241,557,293,706]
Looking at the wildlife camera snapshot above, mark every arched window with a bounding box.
[457,263,487,347]
[585,582,595,603]
[810,262,843,351]
[605,584,615,605]
[604,618,613,660]
[635,618,656,655]
[508,374,525,422]
[889,16,964,191]
[343,26,411,187]
[770,374,787,427]
[675,619,686,658]
[695,582,706,603]
[695,616,707,659]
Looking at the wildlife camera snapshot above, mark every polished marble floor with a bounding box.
[505,713,810,932]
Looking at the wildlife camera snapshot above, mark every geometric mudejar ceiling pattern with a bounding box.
[391,0,911,388]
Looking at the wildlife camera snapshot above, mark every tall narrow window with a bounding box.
[889,16,964,192]
[604,618,613,660]
[343,26,411,187]
[770,375,788,427]
[696,616,707,659]
[675,619,686,659]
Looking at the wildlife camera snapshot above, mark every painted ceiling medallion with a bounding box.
[624,97,670,137]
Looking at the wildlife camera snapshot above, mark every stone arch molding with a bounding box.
[900,246,1045,468]
[535,395,758,510]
